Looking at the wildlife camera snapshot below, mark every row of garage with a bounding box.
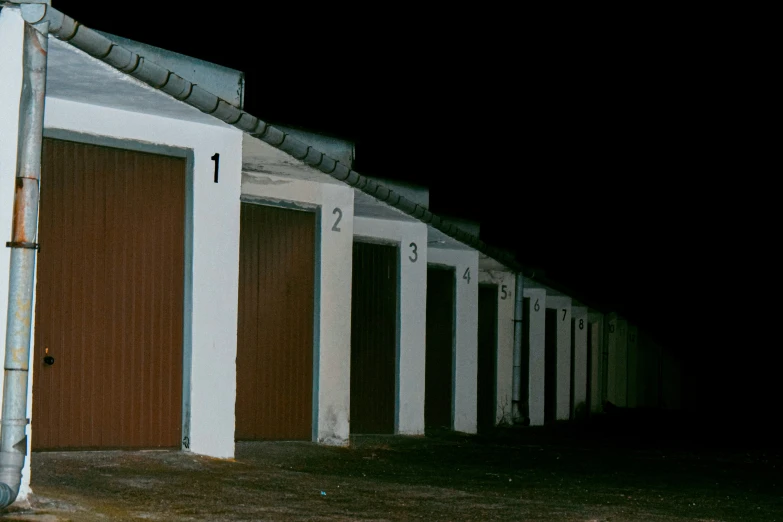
[20,135,683,449]
[0,6,682,501]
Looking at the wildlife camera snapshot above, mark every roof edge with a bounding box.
[25,3,607,313]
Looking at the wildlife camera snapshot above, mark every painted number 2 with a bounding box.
[463,267,471,284]
[331,207,342,232]
[409,242,418,262]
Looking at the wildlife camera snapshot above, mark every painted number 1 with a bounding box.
[211,153,220,183]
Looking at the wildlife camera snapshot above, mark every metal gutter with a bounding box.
[14,2,606,313]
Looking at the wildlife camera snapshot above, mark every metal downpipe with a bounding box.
[0,5,48,508]
[511,273,524,423]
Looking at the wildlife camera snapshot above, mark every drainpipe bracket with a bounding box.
[0,419,30,426]
[5,242,38,250]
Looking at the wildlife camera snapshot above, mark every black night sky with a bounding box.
[44,3,775,422]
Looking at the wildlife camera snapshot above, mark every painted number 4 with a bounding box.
[463,267,471,284]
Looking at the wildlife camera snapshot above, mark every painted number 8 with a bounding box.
[579,319,584,330]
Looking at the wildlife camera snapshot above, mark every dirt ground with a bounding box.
[3,419,782,521]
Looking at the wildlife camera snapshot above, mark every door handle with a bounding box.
[43,347,55,366]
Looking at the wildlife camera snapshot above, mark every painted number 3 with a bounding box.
[409,242,418,262]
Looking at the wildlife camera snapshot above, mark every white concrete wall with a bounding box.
[546,296,572,421]
[428,248,479,434]
[478,269,515,425]
[627,324,639,408]
[523,288,546,426]
[241,166,354,444]
[353,217,427,435]
[0,9,245,499]
[588,312,604,413]
[571,306,588,416]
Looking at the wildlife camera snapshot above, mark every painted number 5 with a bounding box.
[331,207,342,232]
[409,242,418,263]
[500,285,508,300]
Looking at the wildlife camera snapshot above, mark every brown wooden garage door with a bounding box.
[477,285,498,431]
[235,203,315,440]
[32,138,185,450]
[350,241,398,434]
[425,265,455,430]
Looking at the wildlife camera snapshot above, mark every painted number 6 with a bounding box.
[534,298,540,312]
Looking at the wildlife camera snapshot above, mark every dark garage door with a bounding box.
[477,285,498,431]
[235,203,316,440]
[545,308,557,424]
[33,138,185,450]
[350,241,398,434]
[425,265,455,430]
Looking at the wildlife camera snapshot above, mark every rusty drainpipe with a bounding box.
[0,1,49,508]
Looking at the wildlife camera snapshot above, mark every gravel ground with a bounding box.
[2,421,782,521]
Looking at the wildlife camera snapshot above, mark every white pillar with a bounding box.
[588,312,604,413]
[428,248,479,434]
[627,324,639,408]
[571,306,588,417]
[546,296,572,420]
[523,287,546,426]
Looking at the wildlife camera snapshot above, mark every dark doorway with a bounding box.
[425,265,455,430]
[477,285,499,431]
[350,241,398,434]
[544,308,557,424]
[587,321,593,413]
